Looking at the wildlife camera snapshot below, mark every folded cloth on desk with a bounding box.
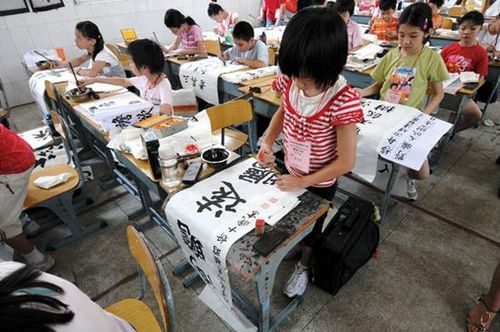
[33,173,72,189]
[221,66,278,83]
[460,71,480,83]
[352,43,384,60]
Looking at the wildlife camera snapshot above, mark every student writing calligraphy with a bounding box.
[81,39,173,116]
[207,1,240,37]
[257,7,364,298]
[163,9,207,56]
[221,21,269,68]
[357,3,449,200]
[55,21,125,78]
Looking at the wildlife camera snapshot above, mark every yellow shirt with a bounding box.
[371,46,449,109]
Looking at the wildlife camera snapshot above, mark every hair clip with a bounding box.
[423,18,428,30]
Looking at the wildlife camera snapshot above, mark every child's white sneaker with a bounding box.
[283,263,309,298]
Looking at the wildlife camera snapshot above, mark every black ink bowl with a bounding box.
[36,60,51,70]
[201,147,230,169]
[65,87,93,103]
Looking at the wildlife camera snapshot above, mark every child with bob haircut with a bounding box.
[56,21,125,78]
[358,3,449,200]
[257,7,364,298]
[163,9,207,55]
[221,21,269,68]
[81,39,174,116]
[441,11,488,132]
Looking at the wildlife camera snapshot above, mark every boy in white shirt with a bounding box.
[82,39,173,115]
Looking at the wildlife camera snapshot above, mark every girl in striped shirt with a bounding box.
[257,6,364,298]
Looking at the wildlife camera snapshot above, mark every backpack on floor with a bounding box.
[312,197,380,295]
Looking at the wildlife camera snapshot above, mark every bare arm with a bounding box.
[56,53,90,68]
[356,81,383,97]
[275,3,286,26]
[178,39,207,55]
[423,81,444,114]
[81,76,131,87]
[235,58,267,68]
[160,104,173,116]
[77,60,107,78]
[165,35,182,53]
[257,102,284,168]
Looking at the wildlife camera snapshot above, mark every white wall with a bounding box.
[0,0,261,107]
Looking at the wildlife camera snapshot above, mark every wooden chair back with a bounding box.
[126,226,173,332]
[206,99,253,132]
[106,43,131,66]
[268,47,277,66]
[447,6,463,17]
[441,18,453,30]
[204,39,221,57]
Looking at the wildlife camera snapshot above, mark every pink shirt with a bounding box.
[347,20,363,51]
[180,25,204,50]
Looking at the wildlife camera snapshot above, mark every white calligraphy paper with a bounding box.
[179,57,247,105]
[377,112,452,171]
[165,157,303,309]
[29,68,75,114]
[221,66,278,84]
[353,99,420,182]
[78,92,155,131]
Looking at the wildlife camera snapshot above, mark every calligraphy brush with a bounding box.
[153,32,160,45]
[33,50,52,62]
[68,62,83,93]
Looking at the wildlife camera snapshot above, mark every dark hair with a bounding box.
[457,10,484,26]
[128,39,165,74]
[279,6,347,89]
[399,3,433,40]
[75,21,104,61]
[333,0,355,16]
[164,9,197,28]
[380,0,397,11]
[207,1,223,17]
[232,21,254,41]
[0,265,74,332]
[298,0,326,11]
[429,0,444,8]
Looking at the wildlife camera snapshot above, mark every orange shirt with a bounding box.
[370,17,399,41]
[432,14,443,29]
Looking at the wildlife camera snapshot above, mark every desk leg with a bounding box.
[254,223,314,332]
[380,163,400,219]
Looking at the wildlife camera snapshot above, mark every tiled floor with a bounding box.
[4,101,500,331]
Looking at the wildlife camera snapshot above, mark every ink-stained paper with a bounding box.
[29,68,75,114]
[78,92,155,132]
[165,157,303,309]
[377,112,452,171]
[179,57,246,105]
[221,66,278,84]
[18,126,54,150]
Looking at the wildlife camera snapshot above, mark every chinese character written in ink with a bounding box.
[196,181,247,217]
[401,141,412,150]
[228,226,237,233]
[191,77,198,87]
[247,210,258,218]
[238,162,277,185]
[112,114,133,128]
[213,246,221,257]
[379,145,392,155]
[216,233,228,244]
[177,220,205,260]
[182,75,189,84]
[189,256,212,284]
[395,150,406,161]
[136,108,153,121]
[378,164,390,173]
[237,217,250,227]
[199,79,206,90]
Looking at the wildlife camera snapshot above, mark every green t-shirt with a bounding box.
[371,46,449,109]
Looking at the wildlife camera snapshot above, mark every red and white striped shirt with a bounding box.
[272,74,364,187]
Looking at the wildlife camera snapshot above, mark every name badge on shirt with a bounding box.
[287,136,311,173]
[385,67,416,103]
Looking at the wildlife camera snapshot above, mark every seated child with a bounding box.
[56,21,125,78]
[82,39,173,116]
[358,3,449,200]
[163,9,207,55]
[370,0,399,41]
[331,0,364,51]
[441,11,488,132]
[477,14,500,58]
[429,0,444,29]
[221,21,269,68]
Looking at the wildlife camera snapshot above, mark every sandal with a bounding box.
[466,294,499,332]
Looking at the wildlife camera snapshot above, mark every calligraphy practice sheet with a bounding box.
[23,49,61,69]
[377,112,452,170]
[165,158,304,309]
[78,92,155,131]
[18,126,54,150]
[221,66,278,84]
[179,57,246,105]
[29,69,75,114]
